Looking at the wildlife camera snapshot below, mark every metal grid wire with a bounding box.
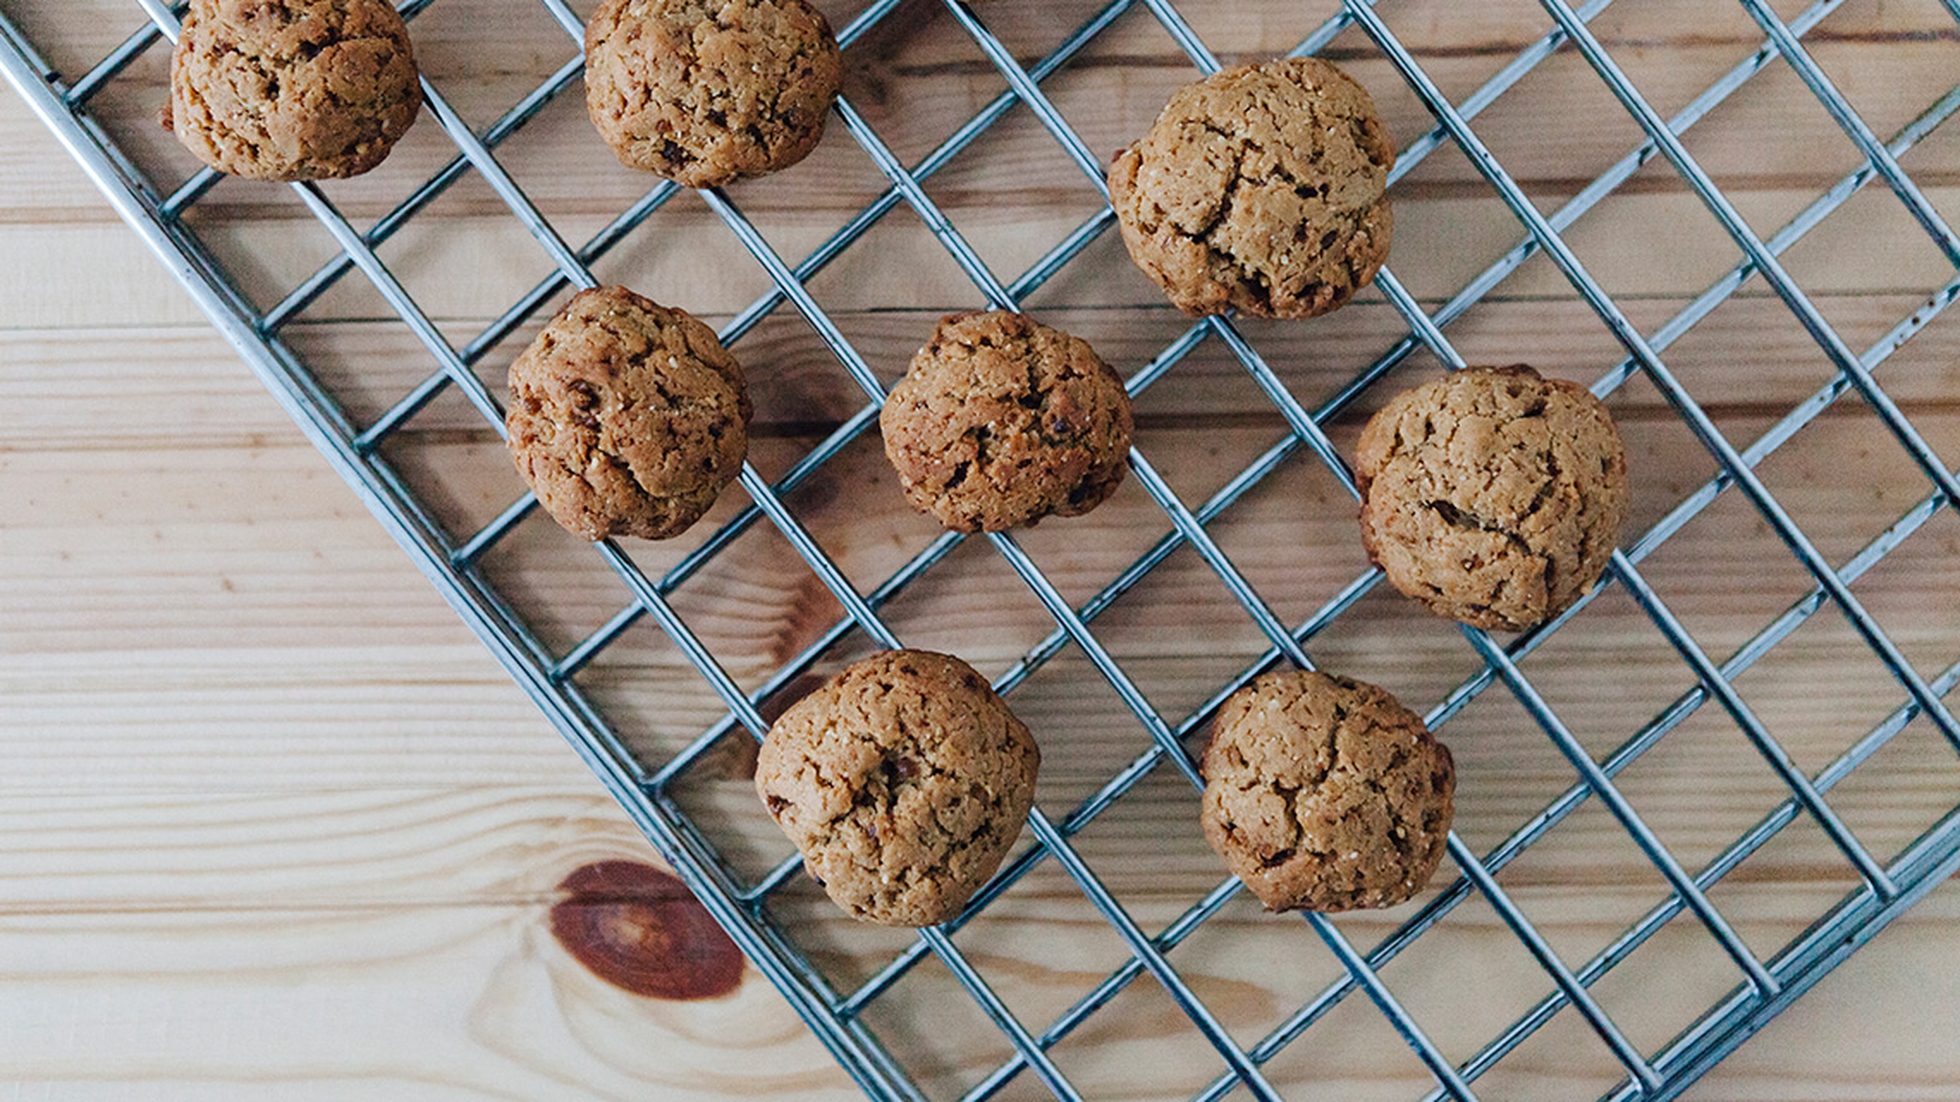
[4,0,1959,1097]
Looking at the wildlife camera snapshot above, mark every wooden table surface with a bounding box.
[4,0,1958,1098]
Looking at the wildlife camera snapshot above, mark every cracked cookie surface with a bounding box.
[880,311,1133,533]
[1108,56,1393,318]
[1355,365,1630,631]
[168,0,420,181]
[585,0,843,188]
[755,650,1040,927]
[506,285,751,542]
[1201,670,1454,913]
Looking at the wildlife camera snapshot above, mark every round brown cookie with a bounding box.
[1108,56,1394,319]
[754,650,1040,927]
[1354,365,1630,631]
[167,0,420,181]
[506,285,751,542]
[880,311,1133,533]
[584,0,843,188]
[1201,670,1454,913]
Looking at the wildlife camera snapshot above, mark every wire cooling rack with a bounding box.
[4,0,1959,1098]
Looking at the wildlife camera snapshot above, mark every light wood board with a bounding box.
[3,0,1958,1098]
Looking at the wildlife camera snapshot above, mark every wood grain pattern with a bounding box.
[3,0,1958,1098]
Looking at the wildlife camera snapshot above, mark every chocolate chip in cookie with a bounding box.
[1108,56,1394,319]
[880,311,1134,533]
[506,286,752,542]
[584,0,843,188]
[755,650,1039,927]
[168,0,421,181]
[1201,670,1454,913]
[1354,365,1631,631]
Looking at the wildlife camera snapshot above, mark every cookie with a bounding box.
[584,0,843,188]
[1201,670,1454,913]
[1354,365,1631,631]
[880,311,1133,533]
[1108,56,1394,319]
[167,0,420,181]
[506,286,752,542]
[755,650,1039,927]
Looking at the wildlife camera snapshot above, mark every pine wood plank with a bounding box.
[3,293,1956,446]
[5,187,1957,329]
[0,784,1954,1099]
[7,1,1955,219]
